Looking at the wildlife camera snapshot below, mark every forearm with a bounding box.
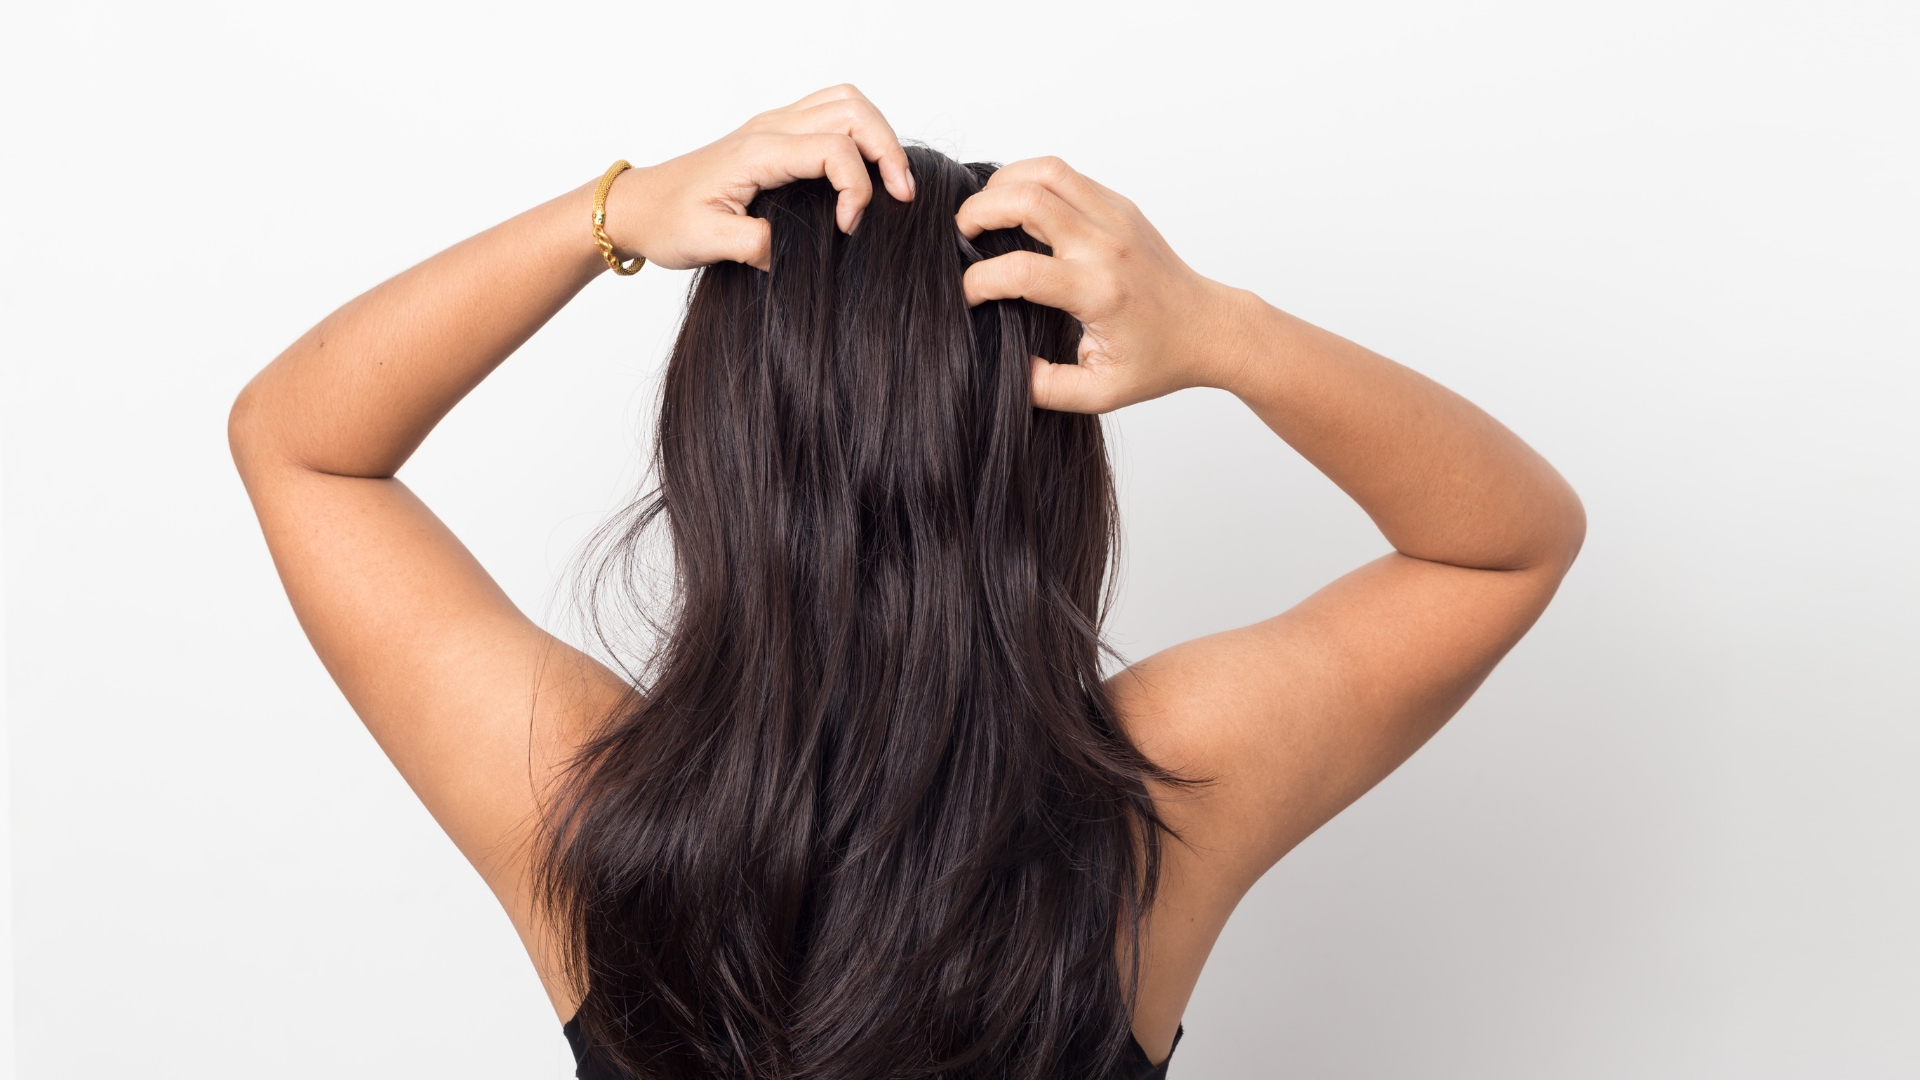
[231,179,607,478]
[1210,288,1585,572]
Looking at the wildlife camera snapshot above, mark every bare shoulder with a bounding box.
[231,452,628,1004]
[1117,551,1568,881]
[1111,550,1574,1056]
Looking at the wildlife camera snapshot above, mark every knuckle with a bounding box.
[1011,252,1043,290]
[1035,156,1073,182]
[1004,254,1031,290]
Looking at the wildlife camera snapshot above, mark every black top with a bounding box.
[563,1017,1181,1080]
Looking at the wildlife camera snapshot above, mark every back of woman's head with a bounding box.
[544,145,1175,1080]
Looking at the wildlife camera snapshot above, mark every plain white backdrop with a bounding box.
[3,1,1916,1076]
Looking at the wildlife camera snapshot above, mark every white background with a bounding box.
[4,1,1916,1076]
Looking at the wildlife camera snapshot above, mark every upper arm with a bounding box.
[231,419,629,926]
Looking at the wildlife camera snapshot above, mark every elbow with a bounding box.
[226,375,275,481]
[1491,473,1586,577]
[1538,479,1587,576]
[226,380,257,474]
[1565,488,1588,561]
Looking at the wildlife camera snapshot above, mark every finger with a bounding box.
[746,132,873,232]
[714,212,773,271]
[962,249,1088,310]
[759,98,913,203]
[786,100,914,202]
[983,156,1109,216]
[955,181,1092,246]
[1029,355,1112,414]
[777,82,869,113]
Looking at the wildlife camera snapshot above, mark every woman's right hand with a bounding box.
[603,84,915,272]
[955,157,1247,414]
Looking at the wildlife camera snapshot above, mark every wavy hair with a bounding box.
[540,146,1178,1080]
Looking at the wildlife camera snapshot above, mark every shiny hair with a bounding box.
[540,146,1180,1080]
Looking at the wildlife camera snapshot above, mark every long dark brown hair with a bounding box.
[540,146,1179,1080]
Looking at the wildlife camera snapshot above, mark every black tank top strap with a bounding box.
[563,1016,1183,1079]
[1119,1024,1183,1080]
[562,1016,624,1080]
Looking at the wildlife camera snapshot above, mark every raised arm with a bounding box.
[957,157,1585,1055]
[227,86,914,1013]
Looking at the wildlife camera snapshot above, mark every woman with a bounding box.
[230,86,1585,1079]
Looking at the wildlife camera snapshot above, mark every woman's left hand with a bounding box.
[602,84,915,272]
[955,157,1238,414]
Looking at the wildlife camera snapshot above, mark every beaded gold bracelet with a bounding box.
[592,160,645,276]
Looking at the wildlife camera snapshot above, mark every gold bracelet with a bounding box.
[592,160,645,276]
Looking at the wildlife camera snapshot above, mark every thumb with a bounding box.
[1029,356,1113,414]
[710,212,772,271]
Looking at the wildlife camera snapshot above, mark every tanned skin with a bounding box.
[229,85,1584,1066]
